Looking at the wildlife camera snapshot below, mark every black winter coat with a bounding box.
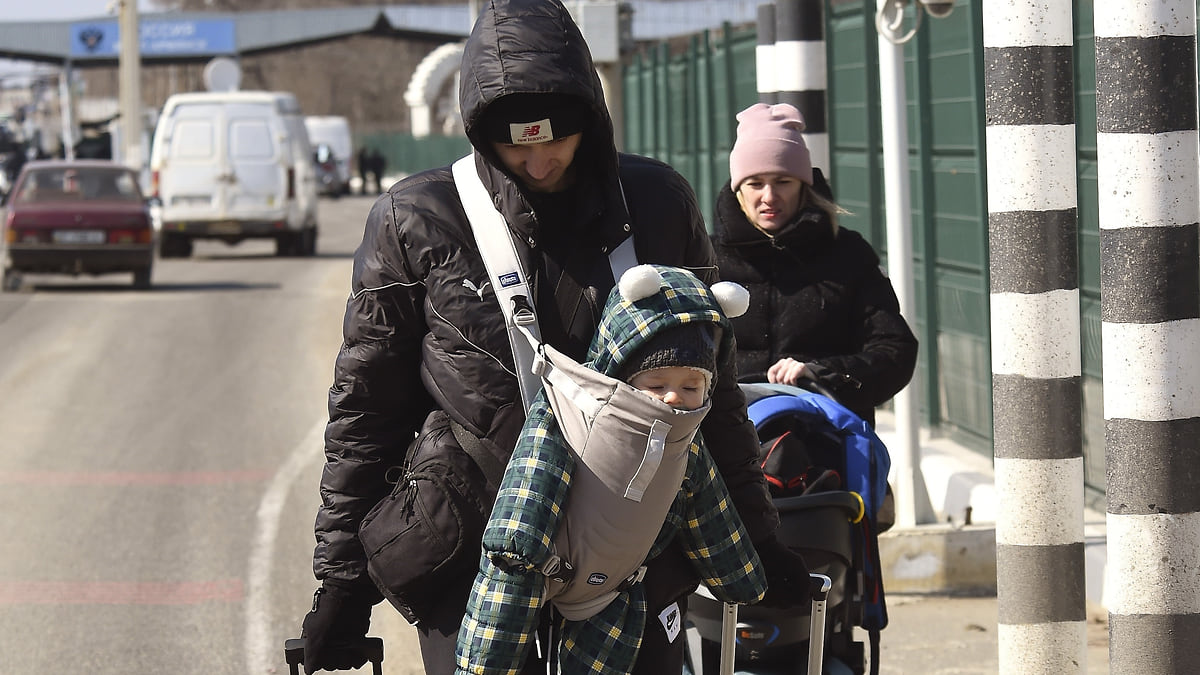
[313,0,776,608]
[711,182,918,426]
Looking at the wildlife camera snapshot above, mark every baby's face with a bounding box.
[629,366,707,411]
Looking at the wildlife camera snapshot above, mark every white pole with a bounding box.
[876,0,934,527]
[118,0,142,170]
[58,62,76,160]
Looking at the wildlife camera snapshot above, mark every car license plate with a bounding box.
[208,221,241,235]
[53,230,105,244]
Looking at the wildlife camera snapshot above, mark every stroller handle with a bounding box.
[774,491,865,522]
[737,373,840,402]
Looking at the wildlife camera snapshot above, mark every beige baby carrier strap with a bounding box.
[530,340,710,621]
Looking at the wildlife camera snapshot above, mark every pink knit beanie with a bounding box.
[728,103,813,190]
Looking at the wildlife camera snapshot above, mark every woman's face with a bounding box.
[735,173,805,233]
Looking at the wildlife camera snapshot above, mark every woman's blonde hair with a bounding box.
[801,182,850,235]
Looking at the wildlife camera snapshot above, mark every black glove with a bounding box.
[755,534,814,609]
[300,580,374,674]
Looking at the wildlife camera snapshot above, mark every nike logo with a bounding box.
[462,278,491,300]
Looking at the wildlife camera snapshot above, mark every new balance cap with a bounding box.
[481,93,590,145]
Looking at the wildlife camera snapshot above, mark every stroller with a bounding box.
[684,383,892,675]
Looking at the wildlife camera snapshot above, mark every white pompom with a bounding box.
[618,264,664,302]
[711,281,750,318]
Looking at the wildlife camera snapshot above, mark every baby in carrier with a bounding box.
[456,264,768,674]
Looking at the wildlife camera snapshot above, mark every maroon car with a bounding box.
[2,160,155,290]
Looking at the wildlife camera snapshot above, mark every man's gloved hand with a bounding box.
[755,534,814,609]
[300,580,374,674]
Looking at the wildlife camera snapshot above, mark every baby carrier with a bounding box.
[684,382,892,675]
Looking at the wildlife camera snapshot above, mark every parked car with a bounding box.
[304,115,352,196]
[2,160,156,290]
[150,90,319,258]
[312,143,342,198]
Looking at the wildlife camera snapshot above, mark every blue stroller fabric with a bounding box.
[745,384,891,632]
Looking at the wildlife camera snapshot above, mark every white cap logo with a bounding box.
[509,118,554,144]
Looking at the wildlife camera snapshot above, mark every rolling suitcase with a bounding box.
[284,636,384,675]
[718,573,832,675]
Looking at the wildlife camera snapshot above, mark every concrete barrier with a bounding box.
[879,524,998,595]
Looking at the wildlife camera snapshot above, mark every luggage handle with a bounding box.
[719,573,833,675]
[283,637,384,675]
[718,601,738,675]
[807,573,832,675]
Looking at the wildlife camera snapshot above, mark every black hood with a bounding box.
[460,0,616,166]
[456,0,628,265]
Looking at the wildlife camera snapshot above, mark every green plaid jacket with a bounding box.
[455,398,767,675]
[457,265,768,674]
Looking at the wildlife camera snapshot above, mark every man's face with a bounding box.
[490,133,583,193]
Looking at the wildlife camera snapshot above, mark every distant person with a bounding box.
[357,146,370,195]
[367,148,385,194]
[710,103,918,427]
[457,264,771,673]
[3,146,24,187]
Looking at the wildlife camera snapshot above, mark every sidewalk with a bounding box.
[873,593,1110,674]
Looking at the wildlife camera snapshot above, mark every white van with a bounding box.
[149,91,318,257]
[304,115,353,196]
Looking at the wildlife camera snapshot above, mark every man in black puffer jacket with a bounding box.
[299,2,810,673]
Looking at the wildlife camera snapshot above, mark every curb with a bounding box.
[878,524,997,595]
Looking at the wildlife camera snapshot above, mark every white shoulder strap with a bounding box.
[608,234,637,284]
[452,155,544,412]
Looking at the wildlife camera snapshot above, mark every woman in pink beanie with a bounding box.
[711,102,918,428]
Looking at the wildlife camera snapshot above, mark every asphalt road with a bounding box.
[0,193,376,673]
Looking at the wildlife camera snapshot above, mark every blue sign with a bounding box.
[70,19,235,58]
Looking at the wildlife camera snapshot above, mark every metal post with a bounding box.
[983,2,1086,672]
[58,61,76,160]
[875,0,934,527]
[1095,2,1200,673]
[774,0,828,172]
[117,0,142,170]
[756,4,777,104]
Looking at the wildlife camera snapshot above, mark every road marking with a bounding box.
[0,469,272,486]
[244,418,324,675]
[0,580,242,605]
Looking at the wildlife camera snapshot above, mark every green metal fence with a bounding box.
[355,132,472,178]
[620,0,1179,503]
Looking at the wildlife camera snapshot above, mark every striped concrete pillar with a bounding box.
[1095,2,1200,672]
[773,0,828,170]
[756,3,778,105]
[984,1,1086,672]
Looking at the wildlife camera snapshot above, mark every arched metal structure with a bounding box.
[403,41,465,138]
